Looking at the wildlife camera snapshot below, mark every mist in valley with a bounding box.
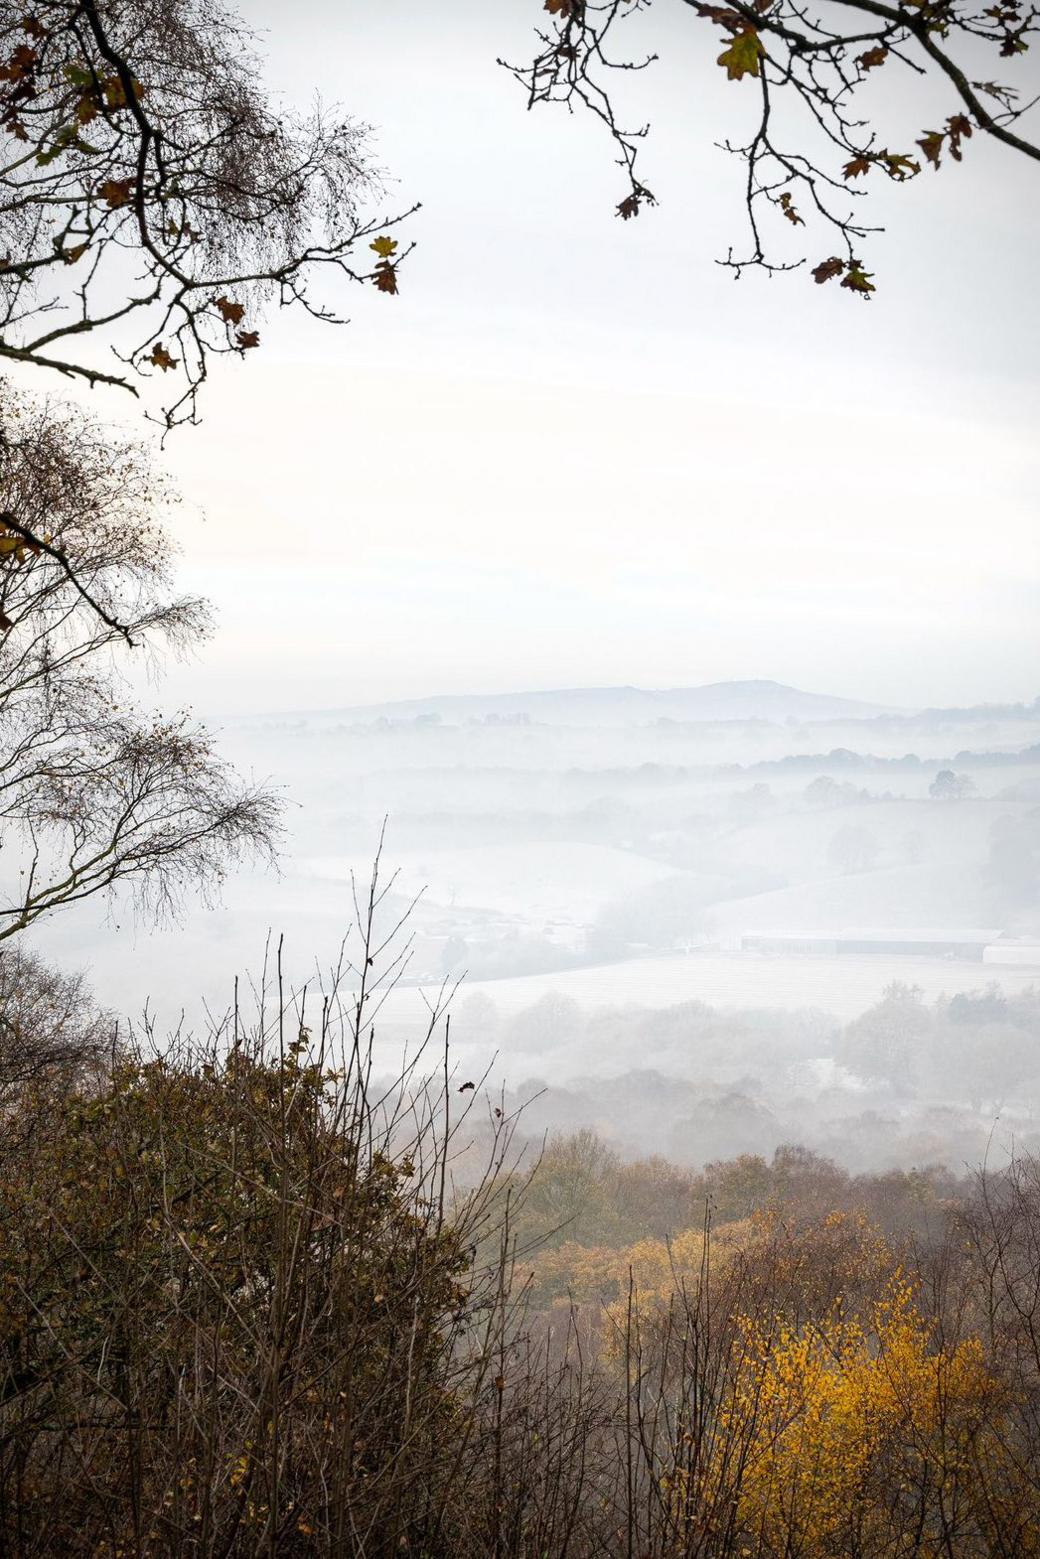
[35,677,1040,1176]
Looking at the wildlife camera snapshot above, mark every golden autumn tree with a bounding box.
[722,1282,1003,1556]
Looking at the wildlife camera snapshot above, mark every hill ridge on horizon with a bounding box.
[264,678,907,727]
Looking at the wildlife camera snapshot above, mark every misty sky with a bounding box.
[144,0,1039,716]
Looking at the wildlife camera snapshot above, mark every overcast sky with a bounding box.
[146,0,1039,716]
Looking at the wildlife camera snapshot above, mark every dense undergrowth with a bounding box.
[2,940,1040,1556]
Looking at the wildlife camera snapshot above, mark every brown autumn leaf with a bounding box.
[5,44,37,81]
[843,156,872,179]
[779,190,804,226]
[881,151,920,180]
[0,609,13,633]
[458,1081,475,1093]
[916,130,944,168]
[812,256,845,284]
[373,261,398,294]
[148,343,177,372]
[946,113,973,160]
[103,73,145,110]
[857,45,889,68]
[544,0,573,13]
[695,3,743,21]
[617,192,640,219]
[98,177,134,208]
[235,329,260,349]
[63,242,87,265]
[214,295,245,324]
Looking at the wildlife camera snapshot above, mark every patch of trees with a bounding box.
[6,979,1040,1557]
[838,981,1040,1111]
[930,767,978,799]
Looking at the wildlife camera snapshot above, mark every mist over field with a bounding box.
[37,676,1040,1173]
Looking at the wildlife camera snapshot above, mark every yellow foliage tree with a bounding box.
[717,1281,1010,1557]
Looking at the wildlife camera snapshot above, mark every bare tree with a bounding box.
[0,385,278,941]
[0,943,110,1098]
[0,0,411,429]
[504,0,1039,290]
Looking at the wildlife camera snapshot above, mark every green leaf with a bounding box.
[717,28,764,80]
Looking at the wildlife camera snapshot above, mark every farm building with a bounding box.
[740,929,1004,961]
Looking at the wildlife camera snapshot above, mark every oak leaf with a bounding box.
[6,44,37,81]
[812,256,845,284]
[717,28,764,79]
[881,150,920,180]
[917,129,944,167]
[857,45,889,68]
[695,3,743,20]
[369,235,398,258]
[779,190,803,225]
[235,329,260,349]
[373,261,398,294]
[98,177,134,208]
[946,113,973,159]
[149,343,177,371]
[103,73,144,110]
[214,295,245,324]
[843,155,872,179]
[841,261,876,296]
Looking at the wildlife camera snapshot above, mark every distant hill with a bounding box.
[319,680,897,728]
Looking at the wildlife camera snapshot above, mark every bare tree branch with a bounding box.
[504,0,1039,288]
